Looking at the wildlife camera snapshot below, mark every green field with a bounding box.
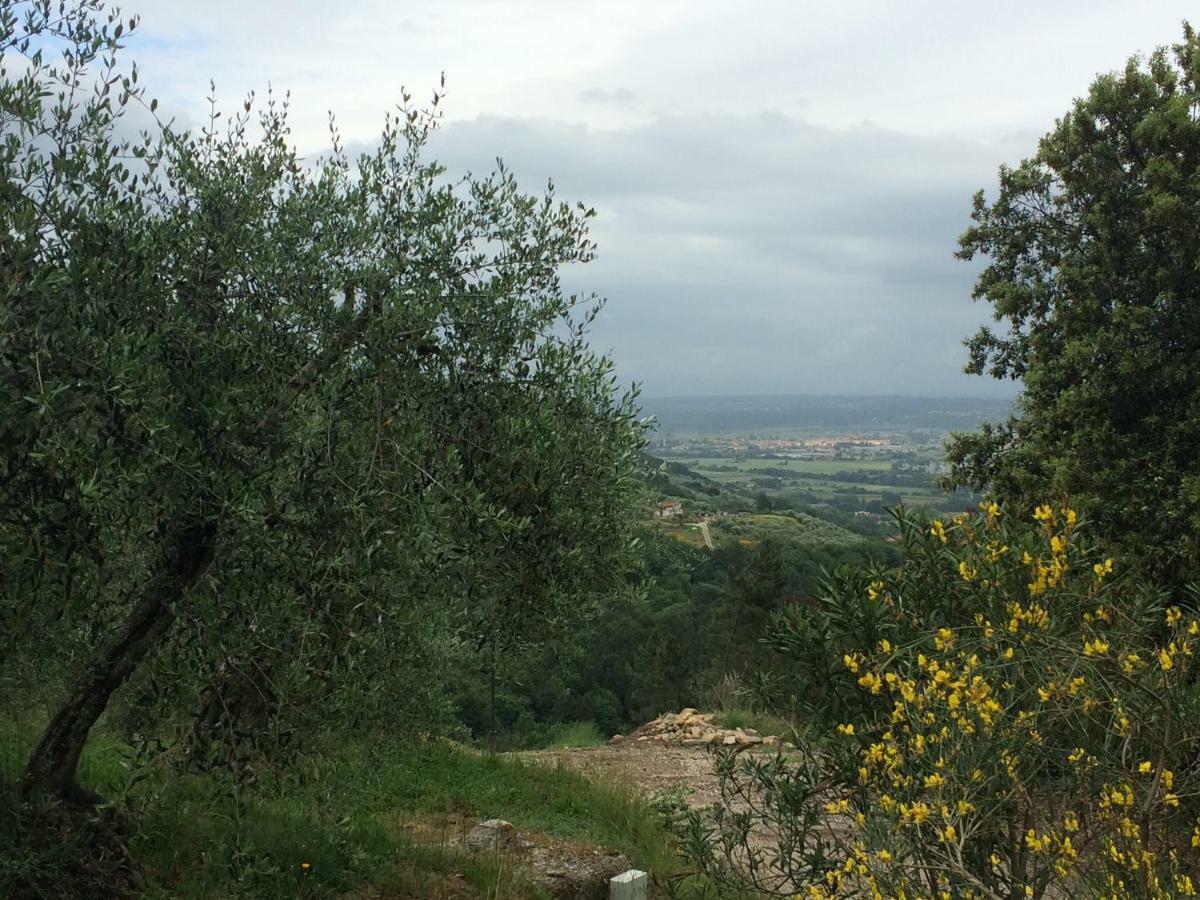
[713,512,863,547]
[666,453,965,517]
[681,456,896,475]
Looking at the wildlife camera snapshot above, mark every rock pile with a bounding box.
[611,708,781,748]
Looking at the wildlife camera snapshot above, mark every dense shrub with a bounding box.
[685,503,1200,898]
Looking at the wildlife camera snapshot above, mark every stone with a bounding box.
[466,819,518,853]
[616,709,782,749]
[610,869,649,900]
[527,844,631,898]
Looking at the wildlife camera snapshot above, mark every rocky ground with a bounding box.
[522,708,790,810]
[522,741,724,810]
[396,710,787,897]
[611,707,783,749]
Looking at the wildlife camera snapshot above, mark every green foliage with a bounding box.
[685,504,1200,898]
[714,513,864,549]
[0,0,644,798]
[2,724,686,899]
[712,708,793,740]
[540,721,606,749]
[946,23,1200,574]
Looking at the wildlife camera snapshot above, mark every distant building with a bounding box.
[655,499,684,519]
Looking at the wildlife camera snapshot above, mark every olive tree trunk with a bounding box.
[20,522,216,804]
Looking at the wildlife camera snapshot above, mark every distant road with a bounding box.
[697,520,714,550]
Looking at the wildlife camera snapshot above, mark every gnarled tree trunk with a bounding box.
[21,521,217,805]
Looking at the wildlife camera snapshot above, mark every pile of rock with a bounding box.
[611,708,781,748]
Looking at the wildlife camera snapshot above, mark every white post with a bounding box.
[610,869,649,900]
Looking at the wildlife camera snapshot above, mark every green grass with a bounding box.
[541,721,605,749]
[714,708,795,740]
[1,723,704,899]
[650,519,709,548]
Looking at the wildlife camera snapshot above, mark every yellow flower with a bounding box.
[837,723,856,736]
[1033,504,1055,524]
[1159,648,1174,671]
[858,672,883,694]
[1138,761,1153,774]
[939,823,957,842]
[1167,606,1183,626]
[900,801,931,825]
[958,560,977,582]
[1083,638,1110,657]
[930,520,948,544]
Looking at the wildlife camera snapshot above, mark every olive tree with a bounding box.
[0,0,644,803]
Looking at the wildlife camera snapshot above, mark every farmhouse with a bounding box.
[655,499,683,519]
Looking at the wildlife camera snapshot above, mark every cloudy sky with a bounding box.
[126,1,1192,397]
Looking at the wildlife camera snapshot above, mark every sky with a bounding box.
[123,1,1194,397]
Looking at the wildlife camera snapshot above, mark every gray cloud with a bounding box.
[119,0,1192,399]
[426,112,1025,397]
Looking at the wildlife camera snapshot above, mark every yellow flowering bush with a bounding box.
[683,503,1200,898]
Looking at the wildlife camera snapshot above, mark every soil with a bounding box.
[520,742,735,809]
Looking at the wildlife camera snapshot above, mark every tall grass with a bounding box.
[1,721,705,898]
[712,708,794,740]
[542,720,605,749]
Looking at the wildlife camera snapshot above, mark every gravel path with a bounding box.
[519,742,726,808]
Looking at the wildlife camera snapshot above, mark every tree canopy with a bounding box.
[946,23,1200,575]
[0,0,644,802]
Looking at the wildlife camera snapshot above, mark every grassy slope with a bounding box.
[713,512,864,548]
[1,724,695,899]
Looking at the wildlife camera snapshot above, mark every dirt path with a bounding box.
[520,742,724,809]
